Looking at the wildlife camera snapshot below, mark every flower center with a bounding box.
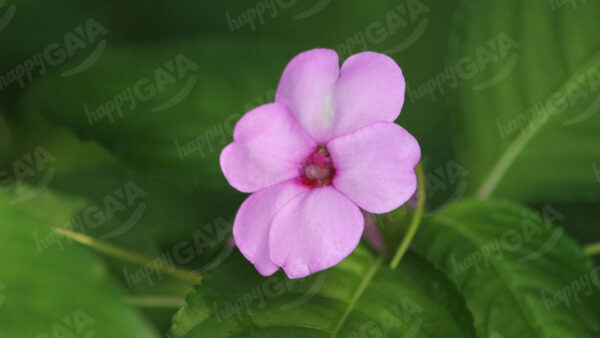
[300,147,335,188]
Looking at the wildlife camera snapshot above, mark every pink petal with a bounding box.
[268,186,364,279]
[275,49,406,143]
[220,103,316,193]
[233,180,309,276]
[328,122,420,214]
[332,52,406,139]
[275,49,340,143]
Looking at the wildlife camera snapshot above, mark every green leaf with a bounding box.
[3,112,134,201]
[1,111,240,257]
[450,1,600,202]
[168,246,476,337]
[414,199,600,337]
[0,186,159,337]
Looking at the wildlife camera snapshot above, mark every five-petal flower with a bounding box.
[220,48,421,278]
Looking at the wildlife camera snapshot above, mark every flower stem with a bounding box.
[332,254,384,337]
[583,241,600,257]
[389,162,426,269]
[51,226,204,285]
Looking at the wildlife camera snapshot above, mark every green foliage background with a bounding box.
[0,0,599,337]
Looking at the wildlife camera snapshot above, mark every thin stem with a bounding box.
[331,254,384,338]
[390,162,426,269]
[475,126,536,200]
[583,241,600,257]
[475,50,600,199]
[51,226,204,285]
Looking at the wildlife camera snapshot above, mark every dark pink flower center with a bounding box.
[300,147,335,188]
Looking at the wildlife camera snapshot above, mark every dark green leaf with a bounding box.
[0,187,159,337]
[450,1,600,202]
[168,247,476,337]
[414,199,600,337]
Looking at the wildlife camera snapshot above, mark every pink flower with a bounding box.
[220,49,421,279]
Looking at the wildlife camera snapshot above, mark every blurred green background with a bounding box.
[1,0,599,337]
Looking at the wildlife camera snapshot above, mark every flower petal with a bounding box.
[233,180,309,276]
[220,102,316,193]
[269,186,364,279]
[328,122,420,214]
[275,48,340,143]
[332,52,405,139]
